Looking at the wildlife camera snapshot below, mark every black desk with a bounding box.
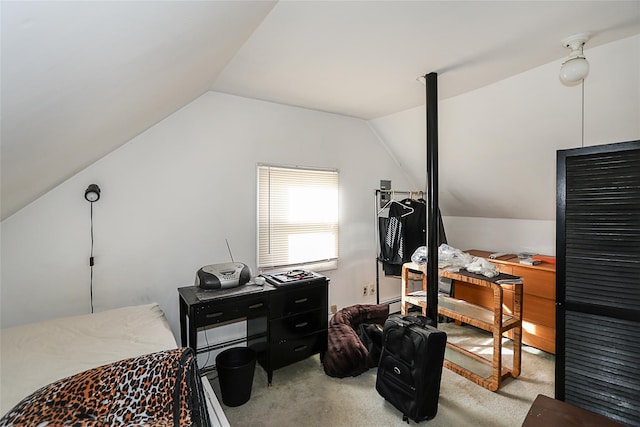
[179,279,328,384]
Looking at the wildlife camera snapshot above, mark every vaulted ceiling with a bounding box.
[2,1,639,220]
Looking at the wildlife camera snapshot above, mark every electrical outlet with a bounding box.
[362,285,368,296]
[330,305,337,314]
[369,284,376,295]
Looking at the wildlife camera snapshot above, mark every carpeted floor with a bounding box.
[209,323,555,426]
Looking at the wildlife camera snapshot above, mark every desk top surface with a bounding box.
[179,277,329,305]
[440,269,522,286]
[522,394,625,427]
[467,249,556,272]
[179,283,276,305]
[403,262,522,288]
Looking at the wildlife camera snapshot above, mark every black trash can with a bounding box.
[216,347,256,407]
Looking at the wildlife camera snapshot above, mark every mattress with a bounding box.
[1,303,177,415]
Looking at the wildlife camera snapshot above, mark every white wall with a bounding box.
[2,36,638,334]
[371,35,640,256]
[0,92,412,335]
[442,217,555,256]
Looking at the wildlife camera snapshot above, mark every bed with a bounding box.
[0,303,229,426]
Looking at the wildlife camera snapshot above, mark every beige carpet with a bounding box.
[209,323,555,426]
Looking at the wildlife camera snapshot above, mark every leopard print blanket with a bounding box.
[0,348,209,427]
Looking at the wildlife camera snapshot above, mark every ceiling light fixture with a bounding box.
[559,33,590,86]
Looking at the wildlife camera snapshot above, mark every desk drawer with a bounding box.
[271,283,327,317]
[237,295,269,317]
[195,295,268,325]
[270,332,326,370]
[271,310,325,341]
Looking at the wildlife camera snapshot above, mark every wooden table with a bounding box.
[464,249,556,354]
[522,394,626,427]
[401,262,522,391]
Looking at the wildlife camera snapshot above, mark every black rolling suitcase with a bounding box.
[375,314,447,423]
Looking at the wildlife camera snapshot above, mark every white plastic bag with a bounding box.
[465,257,499,278]
[411,246,427,264]
[438,244,473,270]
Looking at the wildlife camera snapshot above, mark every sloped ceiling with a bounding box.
[2,1,639,220]
[1,1,278,220]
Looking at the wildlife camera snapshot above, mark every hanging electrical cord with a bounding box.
[84,184,101,313]
[89,201,95,313]
[581,81,585,148]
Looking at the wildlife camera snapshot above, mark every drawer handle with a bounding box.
[294,298,308,304]
[249,303,264,310]
[206,312,223,318]
[295,322,309,328]
[294,345,308,352]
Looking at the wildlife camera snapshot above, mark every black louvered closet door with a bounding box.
[556,140,640,427]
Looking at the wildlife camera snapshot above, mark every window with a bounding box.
[257,164,339,272]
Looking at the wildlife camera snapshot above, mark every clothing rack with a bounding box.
[374,189,426,304]
[376,189,425,207]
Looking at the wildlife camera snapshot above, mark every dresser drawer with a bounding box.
[195,295,268,325]
[270,310,325,341]
[522,294,555,328]
[270,332,327,370]
[454,281,492,308]
[511,266,555,299]
[522,322,555,354]
[271,283,327,317]
[454,282,514,312]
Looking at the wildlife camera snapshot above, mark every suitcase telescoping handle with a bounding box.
[399,314,433,328]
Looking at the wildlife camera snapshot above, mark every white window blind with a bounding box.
[257,165,339,271]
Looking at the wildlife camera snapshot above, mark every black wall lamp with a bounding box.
[84,183,100,313]
[84,184,101,202]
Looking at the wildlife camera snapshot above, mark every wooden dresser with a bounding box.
[455,250,556,354]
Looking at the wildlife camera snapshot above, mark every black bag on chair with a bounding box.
[356,323,384,367]
[375,314,447,423]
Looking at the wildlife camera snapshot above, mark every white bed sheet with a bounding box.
[1,303,230,426]
[1,303,177,415]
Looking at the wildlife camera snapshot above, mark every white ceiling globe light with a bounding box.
[560,33,591,86]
